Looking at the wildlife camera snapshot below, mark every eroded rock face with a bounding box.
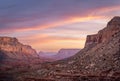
[85,16,120,48]
[0,37,38,59]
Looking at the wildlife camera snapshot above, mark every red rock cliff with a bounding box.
[85,16,120,48]
[0,37,38,59]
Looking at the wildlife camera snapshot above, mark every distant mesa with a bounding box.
[38,51,57,57]
[55,48,80,60]
[38,49,80,60]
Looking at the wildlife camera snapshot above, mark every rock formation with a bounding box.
[85,16,120,49]
[0,37,38,60]
[0,37,52,81]
[59,16,120,76]
[78,16,120,74]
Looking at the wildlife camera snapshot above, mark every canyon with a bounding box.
[0,16,120,81]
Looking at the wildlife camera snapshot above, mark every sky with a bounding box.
[0,0,120,52]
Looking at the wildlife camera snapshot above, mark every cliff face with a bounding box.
[85,16,120,48]
[0,37,38,59]
[65,16,120,75]
[69,16,120,75]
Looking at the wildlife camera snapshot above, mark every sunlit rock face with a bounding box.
[85,16,120,49]
[0,37,38,59]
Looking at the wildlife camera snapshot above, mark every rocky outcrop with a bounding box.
[85,16,120,48]
[0,37,38,59]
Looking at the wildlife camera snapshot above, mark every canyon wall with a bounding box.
[0,37,38,60]
[85,16,120,48]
